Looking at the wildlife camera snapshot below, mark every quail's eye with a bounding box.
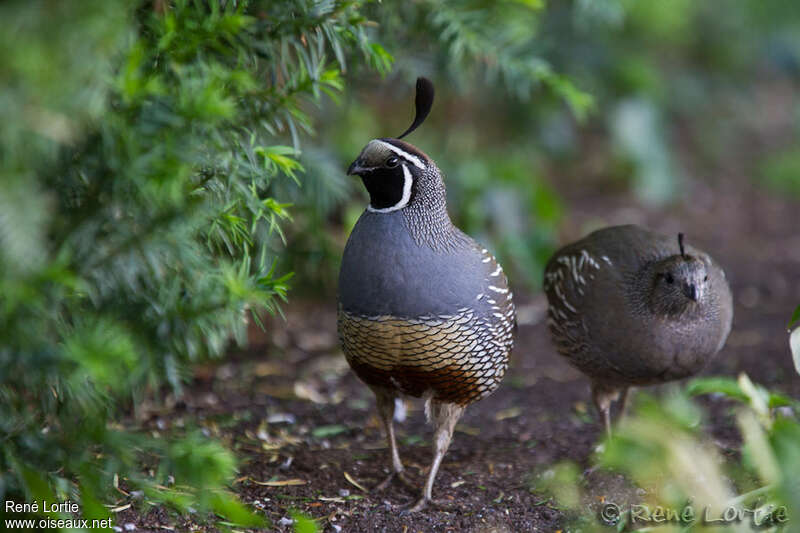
[703,275,708,282]
[385,156,399,168]
[664,273,674,284]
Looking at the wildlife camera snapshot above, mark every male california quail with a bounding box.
[338,78,515,511]
[543,225,733,435]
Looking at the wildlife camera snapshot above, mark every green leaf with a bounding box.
[686,377,748,402]
[367,43,394,76]
[688,376,795,410]
[210,491,268,528]
[79,481,112,532]
[789,305,800,329]
[769,418,800,519]
[291,510,319,533]
[737,410,780,485]
[311,425,348,438]
[15,462,57,515]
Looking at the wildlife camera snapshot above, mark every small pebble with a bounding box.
[332,525,342,532]
[279,517,294,526]
[124,524,136,532]
[112,527,122,533]
[338,489,350,497]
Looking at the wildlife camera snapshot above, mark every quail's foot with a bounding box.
[374,469,416,492]
[406,497,457,513]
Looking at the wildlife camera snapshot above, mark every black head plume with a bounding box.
[678,233,686,258]
[397,77,435,139]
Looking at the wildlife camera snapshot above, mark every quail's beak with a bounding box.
[347,158,369,176]
[683,283,698,301]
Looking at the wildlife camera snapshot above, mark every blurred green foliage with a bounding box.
[533,376,800,532]
[759,147,800,196]
[0,0,396,524]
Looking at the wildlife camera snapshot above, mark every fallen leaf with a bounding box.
[294,381,327,403]
[456,424,480,436]
[494,407,522,421]
[251,478,307,486]
[312,425,348,438]
[254,361,288,377]
[344,472,368,493]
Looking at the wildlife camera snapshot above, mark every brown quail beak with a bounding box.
[683,283,698,301]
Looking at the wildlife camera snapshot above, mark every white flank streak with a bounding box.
[482,256,491,263]
[476,293,484,300]
[377,140,425,169]
[367,163,413,213]
[488,285,508,294]
[602,255,612,265]
[490,265,502,277]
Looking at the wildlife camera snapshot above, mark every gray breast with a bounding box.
[338,211,498,318]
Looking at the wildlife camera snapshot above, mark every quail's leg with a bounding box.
[373,389,415,491]
[591,382,618,439]
[616,386,631,421]
[409,400,465,512]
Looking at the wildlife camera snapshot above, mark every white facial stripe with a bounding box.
[376,140,425,169]
[367,163,413,213]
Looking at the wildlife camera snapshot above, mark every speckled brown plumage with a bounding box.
[543,225,733,435]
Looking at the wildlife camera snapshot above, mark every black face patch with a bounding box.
[360,166,408,209]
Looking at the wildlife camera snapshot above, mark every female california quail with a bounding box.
[338,78,515,511]
[543,225,733,436]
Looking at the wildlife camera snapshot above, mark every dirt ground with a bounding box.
[117,112,800,531]
[117,168,800,532]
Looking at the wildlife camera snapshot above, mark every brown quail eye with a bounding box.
[385,156,399,168]
[664,273,674,284]
[704,275,708,281]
